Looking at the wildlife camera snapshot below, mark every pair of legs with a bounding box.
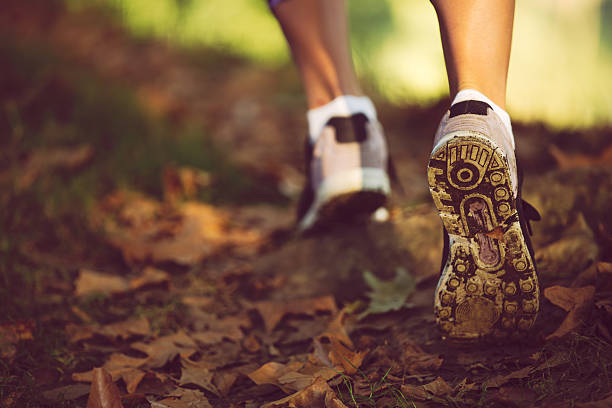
[272,0,515,110]
[271,0,541,341]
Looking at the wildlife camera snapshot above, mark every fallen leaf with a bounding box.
[400,384,429,401]
[402,341,443,375]
[536,214,599,280]
[131,331,198,369]
[253,296,338,332]
[122,370,147,394]
[213,369,240,396]
[66,318,151,343]
[324,391,349,408]
[190,313,250,346]
[162,164,212,203]
[0,320,34,362]
[198,340,243,369]
[327,337,367,375]
[92,192,260,265]
[248,361,304,393]
[73,353,148,391]
[158,388,212,408]
[178,357,218,395]
[261,377,336,408]
[128,267,169,290]
[85,367,124,408]
[359,268,416,319]
[248,361,337,394]
[242,333,261,353]
[75,269,129,297]
[18,144,93,190]
[485,366,532,388]
[319,311,354,348]
[543,285,595,339]
[422,376,453,396]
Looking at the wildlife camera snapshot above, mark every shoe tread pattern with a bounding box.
[428,135,539,341]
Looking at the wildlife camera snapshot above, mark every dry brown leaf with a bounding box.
[253,296,338,332]
[400,384,429,401]
[162,164,211,203]
[242,333,261,353]
[324,391,349,408]
[73,353,148,387]
[75,269,129,297]
[92,192,260,265]
[18,144,93,190]
[310,338,333,367]
[66,318,151,343]
[327,337,367,375]
[158,388,212,408]
[543,285,595,339]
[122,370,147,394]
[536,214,598,280]
[422,377,453,396]
[178,357,218,396]
[190,313,250,346]
[248,360,337,394]
[549,144,612,170]
[598,262,612,275]
[248,361,304,393]
[485,366,532,388]
[198,340,243,369]
[402,342,443,375]
[0,320,34,361]
[128,267,169,290]
[261,377,336,408]
[85,367,124,408]
[131,331,198,369]
[319,311,353,348]
[212,370,240,396]
[282,319,329,345]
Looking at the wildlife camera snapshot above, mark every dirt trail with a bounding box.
[1,2,612,408]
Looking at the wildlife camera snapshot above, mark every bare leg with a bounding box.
[431,0,515,109]
[272,0,362,109]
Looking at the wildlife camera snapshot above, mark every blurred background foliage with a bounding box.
[62,0,612,129]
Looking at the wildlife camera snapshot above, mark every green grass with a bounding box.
[525,330,612,404]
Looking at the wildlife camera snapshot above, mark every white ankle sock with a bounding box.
[452,89,515,150]
[307,95,377,143]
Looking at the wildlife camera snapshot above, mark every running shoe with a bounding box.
[297,113,390,232]
[427,100,541,340]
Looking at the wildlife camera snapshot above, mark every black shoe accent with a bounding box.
[296,136,315,222]
[327,113,368,143]
[449,100,492,118]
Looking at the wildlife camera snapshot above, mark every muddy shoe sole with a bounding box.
[428,133,539,341]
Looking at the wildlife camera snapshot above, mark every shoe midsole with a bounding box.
[299,167,390,230]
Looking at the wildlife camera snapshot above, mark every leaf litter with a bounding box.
[2,3,612,408]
